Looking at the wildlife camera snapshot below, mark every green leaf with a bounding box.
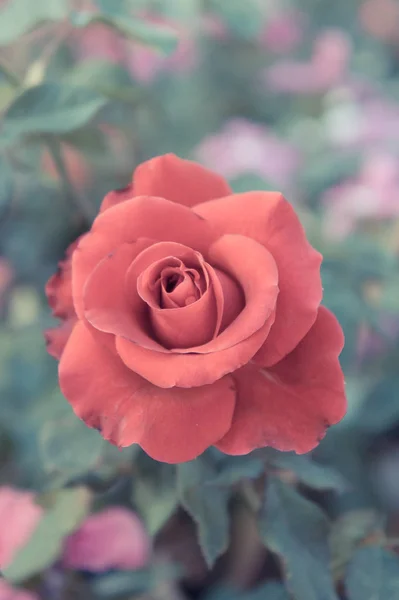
[205,0,265,39]
[345,546,399,600]
[330,510,384,582]
[39,408,103,485]
[0,157,13,217]
[206,454,265,486]
[3,487,91,583]
[2,83,107,141]
[259,478,338,600]
[263,449,347,491]
[65,60,140,103]
[204,582,290,600]
[59,128,109,160]
[72,9,178,54]
[131,455,178,536]
[177,458,230,567]
[0,0,68,46]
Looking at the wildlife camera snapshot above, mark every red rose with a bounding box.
[45,154,346,464]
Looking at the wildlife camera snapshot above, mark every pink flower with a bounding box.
[264,29,351,94]
[73,15,197,85]
[322,152,399,239]
[0,487,43,570]
[0,579,38,600]
[195,118,301,190]
[62,508,150,572]
[259,10,304,54]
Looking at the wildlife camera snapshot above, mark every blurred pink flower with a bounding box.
[264,28,351,94]
[195,118,301,189]
[322,152,399,239]
[0,487,43,570]
[0,259,13,311]
[259,10,304,54]
[359,0,399,42]
[0,579,38,600]
[74,16,196,85]
[62,507,150,572]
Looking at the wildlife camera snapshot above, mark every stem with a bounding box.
[45,137,96,224]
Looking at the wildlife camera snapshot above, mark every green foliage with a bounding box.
[0,0,68,46]
[203,582,290,600]
[73,2,178,55]
[39,406,104,486]
[345,545,399,600]
[259,478,338,600]
[0,157,13,217]
[262,449,347,491]
[3,487,91,582]
[205,0,266,39]
[131,454,178,535]
[177,457,230,567]
[65,60,141,104]
[2,83,107,142]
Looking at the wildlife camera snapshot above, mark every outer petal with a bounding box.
[59,322,236,463]
[45,238,81,319]
[131,153,232,208]
[194,192,323,365]
[44,317,77,360]
[216,307,346,455]
[72,196,217,319]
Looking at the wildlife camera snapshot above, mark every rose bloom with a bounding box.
[45,154,346,464]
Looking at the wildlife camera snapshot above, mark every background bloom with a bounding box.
[62,507,150,572]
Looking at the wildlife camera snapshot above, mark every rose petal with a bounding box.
[137,258,220,349]
[100,184,135,213]
[216,307,346,455]
[116,312,275,388]
[0,580,39,600]
[73,196,217,319]
[194,192,322,365]
[131,153,232,208]
[45,238,81,319]
[62,507,150,572]
[44,317,77,360]
[83,239,155,344]
[59,322,236,463]
[0,487,43,570]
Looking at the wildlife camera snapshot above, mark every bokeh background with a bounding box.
[2,0,399,598]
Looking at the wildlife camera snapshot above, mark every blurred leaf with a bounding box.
[206,454,265,486]
[345,545,399,600]
[203,582,290,600]
[3,487,91,583]
[132,455,178,536]
[263,449,347,491]
[39,408,103,484]
[230,173,275,194]
[59,128,109,160]
[73,8,178,54]
[2,83,107,141]
[259,478,338,600]
[177,458,230,567]
[0,0,68,46]
[356,377,399,434]
[65,60,140,104]
[0,157,13,217]
[91,562,182,598]
[205,0,265,39]
[330,510,384,581]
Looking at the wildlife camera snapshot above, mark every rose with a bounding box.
[45,154,346,464]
